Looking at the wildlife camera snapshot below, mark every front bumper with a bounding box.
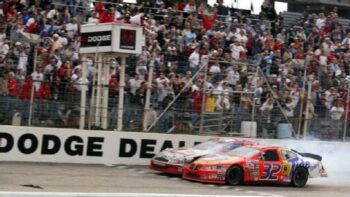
[182,166,226,184]
[149,159,183,175]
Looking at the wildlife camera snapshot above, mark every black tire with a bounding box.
[226,165,243,185]
[291,167,308,187]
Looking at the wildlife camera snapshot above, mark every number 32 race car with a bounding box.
[150,138,255,175]
[182,145,327,187]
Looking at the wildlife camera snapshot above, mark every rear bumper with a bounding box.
[182,166,225,184]
[149,160,183,175]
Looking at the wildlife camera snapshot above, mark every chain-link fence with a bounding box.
[1,53,349,142]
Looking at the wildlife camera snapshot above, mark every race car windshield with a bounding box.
[193,141,228,151]
[225,147,260,158]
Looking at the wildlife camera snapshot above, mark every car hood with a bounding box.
[157,148,211,161]
[193,154,244,165]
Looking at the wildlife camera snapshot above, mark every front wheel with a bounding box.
[291,167,308,187]
[226,165,243,185]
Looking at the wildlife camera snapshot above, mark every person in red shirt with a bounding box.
[19,76,32,100]
[7,72,19,97]
[295,48,305,60]
[5,4,17,23]
[109,75,119,98]
[99,9,114,23]
[199,8,218,31]
[193,90,203,113]
[36,81,51,100]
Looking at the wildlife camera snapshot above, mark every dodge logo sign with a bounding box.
[81,31,112,47]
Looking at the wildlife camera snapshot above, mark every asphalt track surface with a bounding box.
[0,162,349,197]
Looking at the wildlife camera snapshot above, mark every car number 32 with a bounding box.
[260,163,281,180]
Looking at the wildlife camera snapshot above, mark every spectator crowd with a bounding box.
[0,0,349,139]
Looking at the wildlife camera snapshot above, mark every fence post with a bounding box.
[303,81,312,138]
[199,62,208,135]
[143,59,155,132]
[297,65,308,137]
[79,55,88,129]
[343,81,350,141]
[95,54,103,127]
[117,56,126,131]
[28,46,38,126]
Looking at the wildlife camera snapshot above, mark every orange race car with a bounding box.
[182,145,327,187]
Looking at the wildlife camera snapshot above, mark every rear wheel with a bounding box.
[291,167,308,187]
[226,165,243,185]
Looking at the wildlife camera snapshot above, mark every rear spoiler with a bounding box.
[292,149,322,161]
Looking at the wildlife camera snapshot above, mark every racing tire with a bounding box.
[226,165,243,186]
[291,167,308,187]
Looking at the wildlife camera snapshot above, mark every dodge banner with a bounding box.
[0,126,209,165]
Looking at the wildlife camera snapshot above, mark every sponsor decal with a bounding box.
[0,132,103,156]
[260,163,281,180]
[81,31,112,47]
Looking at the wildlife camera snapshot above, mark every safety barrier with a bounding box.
[1,125,349,171]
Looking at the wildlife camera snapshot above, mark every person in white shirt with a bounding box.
[341,33,350,49]
[226,64,240,87]
[17,47,28,72]
[65,18,78,39]
[135,60,148,80]
[31,67,44,92]
[58,32,68,46]
[283,96,297,117]
[324,87,338,110]
[234,29,248,44]
[128,74,143,96]
[214,82,232,111]
[44,58,57,77]
[315,13,326,30]
[330,101,344,120]
[88,12,99,24]
[47,6,59,19]
[230,40,246,61]
[209,62,221,74]
[188,47,200,74]
[260,97,274,123]
[183,0,196,13]
[71,69,80,83]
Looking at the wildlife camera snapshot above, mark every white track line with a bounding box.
[0,192,281,197]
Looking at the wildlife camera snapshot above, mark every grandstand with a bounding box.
[0,0,349,141]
